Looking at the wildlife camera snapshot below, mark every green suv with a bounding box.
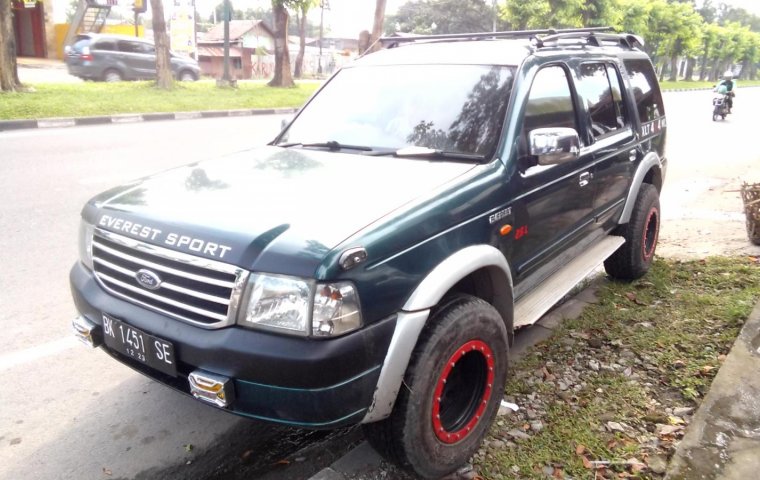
[71,28,666,478]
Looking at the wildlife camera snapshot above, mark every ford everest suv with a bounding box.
[70,28,666,478]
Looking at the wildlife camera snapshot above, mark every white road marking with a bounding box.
[0,336,80,372]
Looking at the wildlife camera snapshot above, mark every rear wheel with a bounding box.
[179,70,197,82]
[103,69,123,82]
[363,295,509,479]
[604,183,660,280]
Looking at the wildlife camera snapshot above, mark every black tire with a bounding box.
[712,113,719,121]
[179,70,197,82]
[721,114,726,119]
[363,295,509,479]
[103,69,123,82]
[604,183,660,280]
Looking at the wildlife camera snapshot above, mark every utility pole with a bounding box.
[222,0,230,82]
[318,0,326,75]
[492,0,497,32]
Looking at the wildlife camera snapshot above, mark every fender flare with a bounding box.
[361,245,514,423]
[619,153,663,224]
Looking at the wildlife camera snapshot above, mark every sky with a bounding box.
[53,0,760,35]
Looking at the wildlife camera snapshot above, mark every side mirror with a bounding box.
[529,127,580,165]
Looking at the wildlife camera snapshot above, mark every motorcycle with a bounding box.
[712,93,731,121]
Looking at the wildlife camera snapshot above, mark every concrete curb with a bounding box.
[665,300,760,480]
[663,84,760,93]
[307,280,604,480]
[0,107,298,132]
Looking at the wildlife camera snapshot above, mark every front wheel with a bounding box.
[604,183,660,280]
[363,295,509,479]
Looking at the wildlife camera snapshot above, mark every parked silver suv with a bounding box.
[65,33,200,82]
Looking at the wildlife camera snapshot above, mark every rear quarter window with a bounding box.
[93,40,117,51]
[623,59,664,122]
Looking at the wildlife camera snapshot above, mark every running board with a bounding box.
[513,235,624,328]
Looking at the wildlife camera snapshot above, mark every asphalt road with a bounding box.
[0,115,359,480]
[1,88,759,480]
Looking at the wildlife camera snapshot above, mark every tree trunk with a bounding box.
[668,55,678,82]
[684,57,696,81]
[709,58,721,82]
[698,45,709,81]
[294,10,306,78]
[0,0,21,92]
[740,58,750,80]
[268,4,294,87]
[150,0,173,89]
[369,0,387,53]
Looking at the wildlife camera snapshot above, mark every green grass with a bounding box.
[660,79,760,90]
[476,257,760,479]
[0,80,320,120]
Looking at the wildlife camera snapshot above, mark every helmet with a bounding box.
[724,70,734,79]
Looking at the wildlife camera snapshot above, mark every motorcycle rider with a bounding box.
[715,71,736,112]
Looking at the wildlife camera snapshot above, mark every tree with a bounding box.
[389,0,500,35]
[269,0,295,87]
[501,0,551,30]
[369,0,387,52]
[149,0,173,89]
[0,0,20,92]
[291,0,317,78]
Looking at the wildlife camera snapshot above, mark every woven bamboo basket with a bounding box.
[741,182,760,245]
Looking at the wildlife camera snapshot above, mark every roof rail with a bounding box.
[379,27,614,47]
[533,31,644,49]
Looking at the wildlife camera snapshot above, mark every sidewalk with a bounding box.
[666,301,760,480]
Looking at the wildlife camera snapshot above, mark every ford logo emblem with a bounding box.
[135,269,162,290]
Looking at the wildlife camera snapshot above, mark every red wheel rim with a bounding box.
[642,207,659,261]
[431,340,495,444]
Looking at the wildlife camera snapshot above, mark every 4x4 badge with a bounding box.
[135,269,162,290]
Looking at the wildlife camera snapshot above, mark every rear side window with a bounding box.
[118,41,155,54]
[624,59,664,122]
[93,40,117,51]
[576,63,630,139]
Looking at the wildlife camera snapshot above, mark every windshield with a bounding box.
[279,64,516,159]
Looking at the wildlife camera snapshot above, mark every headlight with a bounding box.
[242,274,311,335]
[312,282,362,337]
[78,220,95,270]
[240,274,363,337]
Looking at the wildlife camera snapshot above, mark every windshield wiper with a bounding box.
[276,140,373,152]
[392,146,486,162]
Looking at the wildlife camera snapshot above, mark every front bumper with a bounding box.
[70,262,396,428]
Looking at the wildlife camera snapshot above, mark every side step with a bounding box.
[513,235,624,328]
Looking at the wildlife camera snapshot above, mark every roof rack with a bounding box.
[533,31,644,49]
[378,27,614,48]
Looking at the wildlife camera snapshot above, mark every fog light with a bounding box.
[189,370,235,408]
[72,315,101,348]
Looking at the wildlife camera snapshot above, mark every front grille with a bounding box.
[91,228,248,328]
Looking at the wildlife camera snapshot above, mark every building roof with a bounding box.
[202,20,273,42]
[197,45,246,58]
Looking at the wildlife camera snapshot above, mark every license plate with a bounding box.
[101,313,177,377]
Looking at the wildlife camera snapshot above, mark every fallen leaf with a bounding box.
[607,439,618,449]
[582,456,593,469]
[658,424,683,436]
[241,450,254,461]
[102,468,112,476]
[668,416,685,425]
[700,365,716,375]
[184,444,194,452]
[275,459,290,465]
[576,444,586,455]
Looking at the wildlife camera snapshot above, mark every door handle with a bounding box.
[579,172,593,187]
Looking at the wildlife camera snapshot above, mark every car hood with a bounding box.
[85,146,477,277]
